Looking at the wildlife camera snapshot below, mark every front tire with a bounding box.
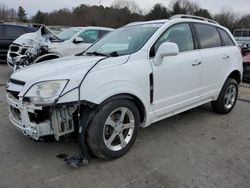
[212,78,238,114]
[85,99,140,160]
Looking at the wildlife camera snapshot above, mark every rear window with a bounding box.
[242,30,250,37]
[218,28,235,46]
[195,24,221,49]
[3,25,27,39]
[234,30,242,37]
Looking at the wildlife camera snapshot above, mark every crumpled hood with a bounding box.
[13,25,60,47]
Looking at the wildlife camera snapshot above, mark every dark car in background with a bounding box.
[241,43,250,82]
[243,49,250,82]
[0,23,37,62]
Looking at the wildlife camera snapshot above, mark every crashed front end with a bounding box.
[7,25,61,70]
[6,78,77,141]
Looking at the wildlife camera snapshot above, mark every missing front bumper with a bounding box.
[7,93,76,140]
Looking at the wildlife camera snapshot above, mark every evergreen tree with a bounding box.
[17,6,27,22]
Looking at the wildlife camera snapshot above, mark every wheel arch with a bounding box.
[97,93,147,124]
[227,70,242,84]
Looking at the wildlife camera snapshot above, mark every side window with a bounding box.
[242,30,248,37]
[100,30,110,38]
[78,30,99,43]
[195,24,221,49]
[234,30,242,37]
[0,25,3,39]
[3,25,26,39]
[218,28,235,46]
[150,23,194,57]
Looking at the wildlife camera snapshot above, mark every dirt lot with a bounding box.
[0,64,250,188]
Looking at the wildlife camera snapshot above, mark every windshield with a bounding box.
[57,28,81,41]
[85,23,162,57]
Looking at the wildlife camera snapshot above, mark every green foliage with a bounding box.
[17,6,27,22]
[25,0,249,31]
[146,3,171,20]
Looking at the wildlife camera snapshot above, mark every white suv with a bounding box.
[6,15,243,160]
[7,26,113,69]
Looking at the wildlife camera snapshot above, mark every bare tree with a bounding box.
[214,8,239,32]
[112,0,142,14]
[0,3,17,22]
[171,0,199,15]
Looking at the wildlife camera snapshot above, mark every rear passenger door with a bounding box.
[194,23,231,100]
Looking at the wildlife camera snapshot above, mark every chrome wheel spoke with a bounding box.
[106,132,117,147]
[224,84,237,110]
[105,116,116,128]
[119,108,127,123]
[119,133,126,148]
[122,121,134,130]
[103,107,135,151]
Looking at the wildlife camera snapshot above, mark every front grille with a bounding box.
[9,78,25,86]
[10,45,20,52]
[20,48,28,55]
[9,53,18,58]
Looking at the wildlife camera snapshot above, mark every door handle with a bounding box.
[192,62,202,66]
[223,55,230,60]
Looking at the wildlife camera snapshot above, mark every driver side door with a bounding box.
[75,30,99,53]
[151,23,202,120]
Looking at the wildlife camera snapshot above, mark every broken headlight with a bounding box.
[25,80,68,105]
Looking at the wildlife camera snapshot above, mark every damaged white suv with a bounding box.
[6,15,242,160]
[7,26,113,70]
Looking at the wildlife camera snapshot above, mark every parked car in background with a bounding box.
[7,26,113,70]
[242,44,250,82]
[234,29,250,46]
[0,23,37,62]
[6,15,242,160]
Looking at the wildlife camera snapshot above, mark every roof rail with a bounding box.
[170,14,219,25]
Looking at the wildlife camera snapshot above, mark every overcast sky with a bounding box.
[2,0,250,17]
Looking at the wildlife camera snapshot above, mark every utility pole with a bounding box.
[99,0,101,6]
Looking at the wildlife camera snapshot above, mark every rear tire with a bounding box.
[211,78,238,114]
[85,99,140,160]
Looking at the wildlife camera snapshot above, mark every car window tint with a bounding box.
[151,23,194,56]
[79,30,99,43]
[0,25,2,38]
[234,30,242,37]
[218,28,235,46]
[100,30,110,37]
[3,25,27,39]
[195,24,221,49]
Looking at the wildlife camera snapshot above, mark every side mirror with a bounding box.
[73,37,84,44]
[154,42,179,66]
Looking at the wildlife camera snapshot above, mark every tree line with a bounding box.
[1,0,250,32]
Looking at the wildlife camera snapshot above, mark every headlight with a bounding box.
[25,80,68,105]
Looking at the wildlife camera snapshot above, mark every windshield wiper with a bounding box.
[109,51,119,57]
[86,51,109,57]
[85,51,120,57]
